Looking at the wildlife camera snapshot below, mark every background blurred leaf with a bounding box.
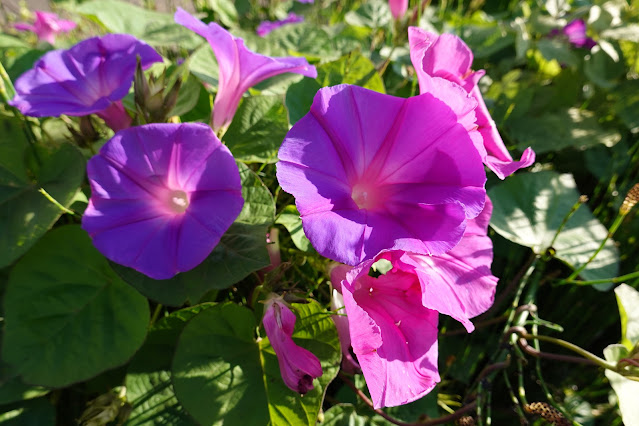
[276,205,312,252]
[345,0,391,30]
[613,284,639,350]
[2,225,149,387]
[0,398,55,426]
[488,171,620,289]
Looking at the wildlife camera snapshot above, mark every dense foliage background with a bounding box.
[0,0,638,424]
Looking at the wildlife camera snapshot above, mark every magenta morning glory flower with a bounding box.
[263,298,323,394]
[175,8,317,132]
[14,11,76,45]
[277,83,487,266]
[389,0,408,19]
[339,198,498,408]
[256,13,305,37]
[10,34,162,132]
[82,123,244,280]
[408,27,535,179]
[563,19,596,49]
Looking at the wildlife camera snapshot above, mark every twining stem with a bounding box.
[38,188,77,216]
[149,304,164,327]
[547,196,587,252]
[561,270,639,286]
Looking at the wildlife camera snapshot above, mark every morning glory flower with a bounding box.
[10,34,162,132]
[82,123,244,280]
[562,19,596,49]
[14,11,76,45]
[389,0,408,19]
[339,198,498,408]
[408,27,535,179]
[277,83,487,266]
[174,8,317,132]
[263,299,323,394]
[256,13,305,37]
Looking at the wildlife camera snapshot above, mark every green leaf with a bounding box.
[601,24,639,42]
[223,96,289,163]
[461,24,515,59]
[112,163,274,306]
[0,117,85,268]
[488,171,619,289]
[275,205,312,252]
[506,108,621,154]
[172,301,340,425]
[0,368,48,405]
[604,344,639,426]
[188,44,218,87]
[536,39,579,67]
[584,44,626,89]
[345,0,392,30]
[612,80,639,132]
[322,403,387,425]
[614,284,639,351]
[207,0,238,28]
[0,35,30,50]
[72,0,201,49]
[285,50,384,125]
[170,73,202,118]
[385,392,439,422]
[2,225,150,387]
[0,398,55,426]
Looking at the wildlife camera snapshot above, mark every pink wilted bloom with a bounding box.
[277,83,487,266]
[339,198,497,408]
[82,123,244,280]
[563,19,596,49]
[14,11,76,45]
[329,263,361,373]
[263,298,323,393]
[10,34,162,132]
[389,0,408,19]
[257,13,304,37]
[408,27,535,179]
[175,8,317,132]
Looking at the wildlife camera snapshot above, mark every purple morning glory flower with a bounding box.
[174,8,317,132]
[263,298,323,394]
[408,27,535,179]
[14,11,76,45]
[256,13,305,37]
[82,123,244,280]
[277,83,487,266]
[563,19,596,49]
[10,34,163,132]
[339,198,497,408]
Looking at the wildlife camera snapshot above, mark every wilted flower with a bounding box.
[256,13,305,37]
[82,123,244,280]
[389,0,408,19]
[263,299,323,394]
[277,83,487,266]
[330,288,361,374]
[562,19,596,49]
[175,8,317,132]
[339,199,497,408]
[408,27,535,179]
[10,34,162,132]
[14,11,76,44]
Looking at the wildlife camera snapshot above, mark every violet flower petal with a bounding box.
[174,8,317,131]
[82,123,244,280]
[408,27,535,179]
[389,0,408,19]
[10,34,162,120]
[256,12,305,37]
[277,84,486,265]
[263,300,323,393]
[563,19,596,49]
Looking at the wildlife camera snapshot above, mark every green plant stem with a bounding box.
[561,270,639,286]
[564,213,625,281]
[547,196,587,251]
[38,188,76,216]
[149,304,163,327]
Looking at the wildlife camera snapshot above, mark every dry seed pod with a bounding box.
[621,183,639,215]
[524,402,570,426]
[456,415,476,426]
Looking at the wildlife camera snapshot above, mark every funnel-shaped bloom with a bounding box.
[563,19,596,49]
[14,11,76,44]
[10,34,162,132]
[408,27,535,179]
[340,199,497,408]
[277,83,486,265]
[257,13,304,37]
[389,0,408,19]
[263,299,323,393]
[82,123,244,280]
[175,8,317,132]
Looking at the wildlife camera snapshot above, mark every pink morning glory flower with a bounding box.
[408,27,535,179]
[389,0,408,19]
[14,11,76,45]
[277,83,487,266]
[10,34,162,132]
[174,8,317,132]
[563,19,596,49]
[339,198,498,408]
[82,123,244,280]
[263,299,323,394]
[256,13,305,37]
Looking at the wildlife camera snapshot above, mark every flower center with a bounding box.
[351,183,378,210]
[167,189,189,214]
